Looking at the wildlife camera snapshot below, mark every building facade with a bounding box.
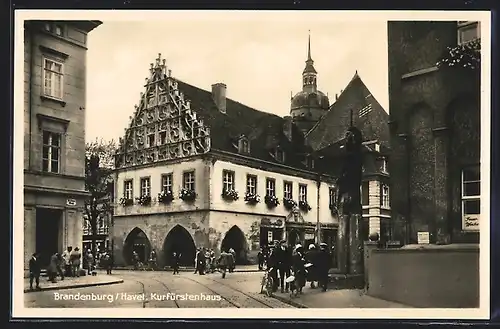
[23,20,102,271]
[387,21,481,244]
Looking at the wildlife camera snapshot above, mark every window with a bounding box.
[458,21,480,45]
[124,180,133,200]
[239,138,250,153]
[462,166,480,231]
[299,184,307,203]
[284,181,293,199]
[246,175,257,195]
[159,131,167,145]
[359,104,373,118]
[361,181,369,206]
[275,149,285,162]
[381,184,390,208]
[266,178,276,197]
[54,24,63,36]
[329,187,337,207]
[140,177,151,197]
[161,173,173,193]
[42,130,61,173]
[223,170,235,191]
[43,58,64,99]
[183,171,195,191]
[381,157,388,173]
[147,134,155,147]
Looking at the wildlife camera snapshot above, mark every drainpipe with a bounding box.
[28,22,34,169]
[316,175,321,244]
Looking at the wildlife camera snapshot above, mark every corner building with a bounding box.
[23,20,102,272]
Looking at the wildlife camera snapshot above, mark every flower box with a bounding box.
[264,195,280,208]
[283,198,297,210]
[221,189,239,201]
[180,188,197,202]
[119,198,133,207]
[158,190,174,204]
[436,39,480,70]
[244,192,261,205]
[136,195,151,206]
[298,200,312,212]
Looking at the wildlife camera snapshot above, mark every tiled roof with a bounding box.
[176,80,314,170]
[305,72,390,151]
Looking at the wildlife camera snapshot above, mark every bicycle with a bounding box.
[260,267,275,297]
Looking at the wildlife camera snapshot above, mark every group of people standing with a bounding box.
[193,247,235,278]
[265,240,332,295]
[28,246,114,291]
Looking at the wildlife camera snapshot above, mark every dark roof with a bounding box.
[305,72,390,151]
[176,80,314,169]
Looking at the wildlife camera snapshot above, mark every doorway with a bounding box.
[287,229,301,247]
[36,208,62,268]
[221,225,249,265]
[163,225,197,267]
[123,227,152,265]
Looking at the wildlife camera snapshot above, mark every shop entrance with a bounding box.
[35,208,62,268]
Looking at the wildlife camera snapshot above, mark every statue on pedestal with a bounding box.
[336,123,364,275]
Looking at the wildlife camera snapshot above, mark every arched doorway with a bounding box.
[221,225,248,265]
[123,227,151,265]
[163,225,197,267]
[287,229,301,247]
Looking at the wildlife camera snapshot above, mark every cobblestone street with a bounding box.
[24,270,294,308]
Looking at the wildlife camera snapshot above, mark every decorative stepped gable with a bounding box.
[115,54,211,169]
[304,71,390,152]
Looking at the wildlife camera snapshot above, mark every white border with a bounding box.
[12,10,491,320]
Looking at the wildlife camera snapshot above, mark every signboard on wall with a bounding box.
[304,232,315,240]
[66,199,76,206]
[267,231,273,243]
[463,215,480,231]
[417,231,430,244]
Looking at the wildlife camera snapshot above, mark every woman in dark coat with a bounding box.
[291,244,307,295]
[305,244,318,288]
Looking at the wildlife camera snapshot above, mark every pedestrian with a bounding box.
[29,252,41,291]
[102,250,113,275]
[305,244,318,289]
[194,248,200,274]
[132,250,140,270]
[172,252,180,274]
[291,244,307,296]
[62,246,72,277]
[267,241,279,292]
[277,240,291,293]
[149,249,157,271]
[70,247,81,277]
[196,248,206,275]
[48,252,63,283]
[228,248,236,272]
[86,250,94,275]
[218,249,233,279]
[257,248,264,270]
[317,243,332,292]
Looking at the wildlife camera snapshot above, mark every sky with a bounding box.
[85,13,389,143]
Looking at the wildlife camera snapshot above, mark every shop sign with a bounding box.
[267,231,273,242]
[417,231,430,244]
[304,232,315,240]
[66,198,77,206]
[463,214,479,231]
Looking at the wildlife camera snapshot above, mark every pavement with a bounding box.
[271,286,412,308]
[24,273,123,293]
[112,264,261,273]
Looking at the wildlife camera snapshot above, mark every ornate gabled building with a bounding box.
[112,54,340,268]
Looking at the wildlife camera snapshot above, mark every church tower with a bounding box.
[290,31,330,135]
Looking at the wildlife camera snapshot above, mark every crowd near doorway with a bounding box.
[36,208,62,268]
[163,225,197,267]
[221,225,248,265]
[123,227,151,265]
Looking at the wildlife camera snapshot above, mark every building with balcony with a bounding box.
[23,20,102,272]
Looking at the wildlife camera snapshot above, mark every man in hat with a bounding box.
[305,244,319,288]
[29,252,41,291]
[277,240,292,293]
[317,243,332,292]
[267,241,279,292]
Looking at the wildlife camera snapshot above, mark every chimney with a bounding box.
[283,116,293,142]
[211,83,227,114]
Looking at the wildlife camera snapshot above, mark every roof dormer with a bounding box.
[238,135,250,154]
[271,147,285,163]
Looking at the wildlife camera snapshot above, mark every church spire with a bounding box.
[302,30,317,91]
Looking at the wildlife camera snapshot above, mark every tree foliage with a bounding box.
[84,138,117,254]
